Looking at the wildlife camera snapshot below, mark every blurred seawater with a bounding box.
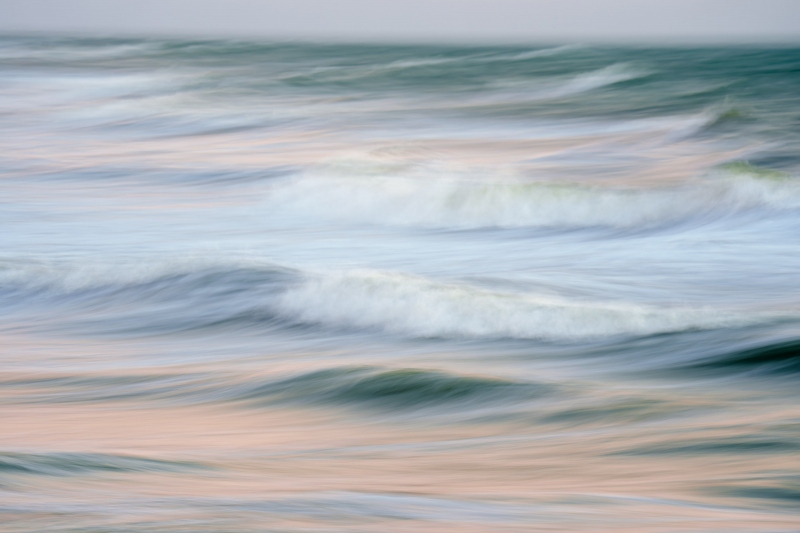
[0,36,799,532]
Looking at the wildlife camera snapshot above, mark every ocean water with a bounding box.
[1,36,799,532]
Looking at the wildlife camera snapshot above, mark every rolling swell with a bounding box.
[0,367,551,414]
[614,435,800,456]
[716,481,800,509]
[682,339,800,375]
[252,366,548,411]
[0,261,300,335]
[0,260,783,340]
[0,452,204,478]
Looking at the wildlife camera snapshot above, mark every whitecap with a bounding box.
[266,165,800,230]
[275,269,760,340]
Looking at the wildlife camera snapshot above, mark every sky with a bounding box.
[1,0,800,44]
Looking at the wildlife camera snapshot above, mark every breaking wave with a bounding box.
[0,261,776,341]
[268,164,800,229]
[275,270,763,340]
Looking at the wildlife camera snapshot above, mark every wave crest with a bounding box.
[276,270,753,340]
[256,366,546,411]
[0,261,785,341]
[268,164,800,230]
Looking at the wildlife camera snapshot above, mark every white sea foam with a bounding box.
[281,45,582,83]
[276,269,755,340]
[493,45,585,62]
[375,44,583,70]
[0,42,158,62]
[0,257,294,295]
[451,63,650,109]
[0,259,777,340]
[0,71,184,118]
[543,63,647,99]
[267,167,800,229]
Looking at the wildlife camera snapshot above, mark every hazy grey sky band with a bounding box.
[2,0,800,44]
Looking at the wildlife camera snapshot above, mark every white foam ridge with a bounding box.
[494,45,585,61]
[450,63,649,107]
[0,257,296,295]
[0,42,159,62]
[282,45,583,81]
[542,63,647,98]
[0,259,779,340]
[276,270,757,340]
[267,167,800,229]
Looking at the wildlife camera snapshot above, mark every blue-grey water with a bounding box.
[1,36,799,532]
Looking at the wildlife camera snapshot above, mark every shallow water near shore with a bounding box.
[1,36,799,532]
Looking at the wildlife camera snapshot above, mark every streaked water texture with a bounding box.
[1,36,799,532]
